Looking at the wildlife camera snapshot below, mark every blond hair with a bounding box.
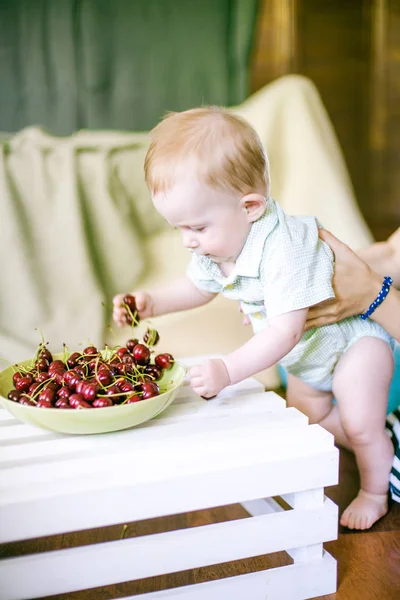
[144,106,270,197]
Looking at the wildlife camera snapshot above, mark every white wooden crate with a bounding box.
[0,360,339,600]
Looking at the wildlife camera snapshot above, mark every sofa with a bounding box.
[0,75,374,389]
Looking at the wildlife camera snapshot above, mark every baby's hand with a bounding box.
[112,291,154,327]
[189,358,231,399]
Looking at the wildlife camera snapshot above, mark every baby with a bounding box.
[113,107,394,530]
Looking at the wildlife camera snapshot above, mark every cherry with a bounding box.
[75,380,86,395]
[8,390,21,402]
[155,353,174,370]
[116,347,128,359]
[58,387,71,399]
[37,399,53,409]
[84,346,98,355]
[121,354,135,366]
[141,381,159,399]
[19,396,36,406]
[93,397,113,408]
[55,399,70,409]
[87,359,99,372]
[119,381,135,393]
[36,357,50,372]
[39,388,56,404]
[50,368,66,385]
[67,352,81,368]
[123,294,140,324]
[125,394,141,403]
[74,398,92,409]
[16,376,33,392]
[64,371,82,391]
[105,385,122,403]
[82,382,99,402]
[108,362,120,375]
[144,364,162,381]
[143,328,160,346]
[133,344,150,366]
[36,372,51,383]
[69,393,85,408]
[126,338,138,353]
[12,371,23,385]
[95,370,112,386]
[38,348,53,362]
[63,370,76,386]
[29,382,41,395]
[46,380,59,392]
[48,360,64,372]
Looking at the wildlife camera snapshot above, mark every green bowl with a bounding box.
[0,356,186,435]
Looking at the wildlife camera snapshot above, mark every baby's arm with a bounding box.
[113,276,216,326]
[189,307,308,397]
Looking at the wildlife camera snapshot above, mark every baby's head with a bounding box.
[144,106,270,263]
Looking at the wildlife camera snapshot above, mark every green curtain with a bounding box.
[0,0,259,135]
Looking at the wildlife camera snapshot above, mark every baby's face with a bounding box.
[153,179,251,265]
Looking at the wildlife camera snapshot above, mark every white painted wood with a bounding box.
[0,421,58,440]
[0,502,337,600]
[0,368,338,599]
[0,447,338,542]
[0,405,305,466]
[0,408,306,467]
[0,394,284,447]
[110,551,337,600]
[0,392,286,455]
[283,488,325,509]
[0,422,333,489]
[166,391,286,416]
[289,543,323,563]
[241,496,285,516]
[241,494,337,564]
[0,408,17,421]
[278,489,329,564]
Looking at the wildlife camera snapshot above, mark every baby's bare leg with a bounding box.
[332,337,394,530]
[286,374,351,449]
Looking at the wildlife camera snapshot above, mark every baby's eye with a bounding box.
[193,227,205,233]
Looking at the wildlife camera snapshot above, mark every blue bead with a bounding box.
[359,275,392,319]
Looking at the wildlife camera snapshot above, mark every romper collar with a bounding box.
[234,198,278,277]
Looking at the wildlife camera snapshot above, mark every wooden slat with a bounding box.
[0,445,338,542]
[0,423,333,491]
[0,500,337,600]
[114,551,337,600]
[0,407,306,466]
[0,378,267,440]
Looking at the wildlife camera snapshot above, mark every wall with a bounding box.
[250,0,400,241]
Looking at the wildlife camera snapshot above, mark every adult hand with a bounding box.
[189,358,231,399]
[305,229,382,330]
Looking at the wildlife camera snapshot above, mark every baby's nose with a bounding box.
[182,231,199,248]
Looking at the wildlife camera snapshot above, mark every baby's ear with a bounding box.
[241,193,266,222]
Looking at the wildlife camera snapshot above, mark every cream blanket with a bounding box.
[0,75,373,364]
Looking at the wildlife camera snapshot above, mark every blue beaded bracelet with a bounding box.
[359,276,393,320]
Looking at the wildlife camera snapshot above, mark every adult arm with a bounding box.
[306,229,400,342]
[358,227,400,288]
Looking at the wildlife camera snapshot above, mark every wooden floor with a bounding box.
[1,441,399,599]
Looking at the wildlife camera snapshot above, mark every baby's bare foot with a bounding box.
[340,489,388,530]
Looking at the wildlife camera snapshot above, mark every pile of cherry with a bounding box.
[7,331,175,410]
